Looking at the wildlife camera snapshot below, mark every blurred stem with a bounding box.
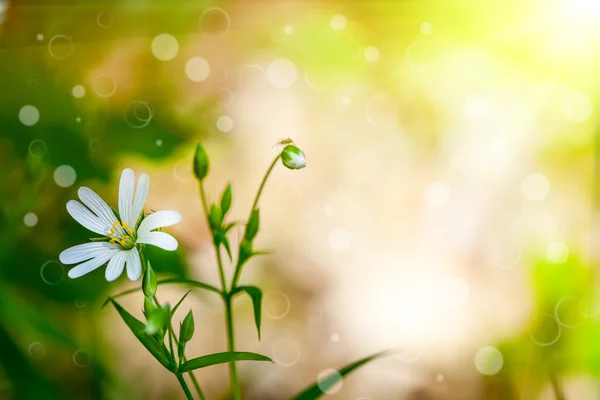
[176,374,194,400]
[154,295,206,400]
[199,181,227,290]
[549,371,566,400]
[230,154,281,290]
[225,295,241,400]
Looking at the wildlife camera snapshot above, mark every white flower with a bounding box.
[281,145,307,170]
[60,168,182,281]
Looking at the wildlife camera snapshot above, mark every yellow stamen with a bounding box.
[123,235,130,239]
[127,228,133,234]
[108,228,115,236]
[113,221,120,227]
[120,240,126,246]
[109,238,116,244]
[121,222,128,228]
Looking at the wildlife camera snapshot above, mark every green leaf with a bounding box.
[102,278,222,307]
[171,290,192,317]
[223,221,238,234]
[220,234,233,262]
[179,351,272,373]
[220,182,233,215]
[292,351,391,400]
[145,304,170,335]
[108,298,173,371]
[233,286,263,340]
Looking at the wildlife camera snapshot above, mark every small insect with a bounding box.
[272,137,295,149]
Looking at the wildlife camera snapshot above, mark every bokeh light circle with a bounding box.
[563,92,593,123]
[264,291,291,319]
[54,165,77,188]
[28,342,46,359]
[96,12,113,28]
[436,374,444,382]
[28,139,47,158]
[328,228,353,252]
[273,337,301,366]
[151,33,179,61]
[238,64,267,92]
[40,260,65,285]
[73,349,91,367]
[474,346,503,375]
[124,101,154,129]
[19,105,40,126]
[75,298,88,308]
[199,7,231,37]
[304,68,336,91]
[36,34,44,41]
[365,95,396,129]
[331,14,347,30]
[529,313,561,346]
[331,333,340,342]
[267,58,298,89]
[217,115,234,132]
[89,139,101,152]
[173,159,194,183]
[283,25,293,35]
[555,297,584,328]
[420,22,434,35]
[24,212,38,227]
[363,46,380,62]
[185,57,210,82]
[72,85,86,98]
[47,34,73,59]
[317,368,343,394]
[93,75,117,98]
[546,242,569,264]
[521,172,550,201]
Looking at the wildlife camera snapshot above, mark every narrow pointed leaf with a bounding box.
[108,298,173,371]
[179,351,272,373]
[291,351,391,400]
[171,290,192,317]
[221,235,233,262]
[233,286,263,340]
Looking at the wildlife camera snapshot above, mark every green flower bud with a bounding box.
[245,209,259,241]
[193,142,210,180]
[142,263,157,299]
[144,304,170,335]
[143,297,155,318]
[180,310,195,343]
[209,204,223,231]
[220,183,233,215]
[281,145,306,170]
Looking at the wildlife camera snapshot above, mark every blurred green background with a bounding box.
[1,0,599,398]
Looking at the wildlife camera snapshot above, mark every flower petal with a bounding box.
[67,248,120,279]
[125,247,142,281]
[105,251,127,282]
[137,210,182,236]
[67,200,109,235]
[78,187,119,234]
[118,168,135,228]
[60,242,120,264]
[136,232,178,251]
[130,173,149,228]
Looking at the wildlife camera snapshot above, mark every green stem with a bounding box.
[176,374,194,400]
[199,181,227,291]
[230,154,281,289]
[225,295,241,400]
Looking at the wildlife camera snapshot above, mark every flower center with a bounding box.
[107,221,136,249]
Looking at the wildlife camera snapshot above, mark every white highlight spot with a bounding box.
[36,34,44,41]
[331,14,347,30]
[420,22,434,35]
[342,96,351,105]
[364,46,380,62]
[151,33,179,61]
[563,92,593,123]
[547,242,569,264]
[24,212,38,227]
[283,25,293,35]
[521,172,550,201]
[328,228,353,252]
[72,85,86,98]
[19,105,40,126]
[436,374,444,382]
[425,181,451,208]
[331,333,340,342]
[54,165,76,188]
[267,58,298,89]
[217,115,234,132]
[474,346,503,375]
[185,57,210,82]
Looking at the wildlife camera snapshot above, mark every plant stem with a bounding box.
[549,371,566,400]
[225,295,241,400]
[176,374,194,400]
[231,154,281,289]
[199,181,227,290]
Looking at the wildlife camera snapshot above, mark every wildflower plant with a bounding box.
[61,142,384,399]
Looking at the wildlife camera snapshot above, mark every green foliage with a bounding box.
[220,183,233,216]
[142,263,157,299]
[179,352,272,373]
[233,286,263,340]
[209,204,223,232]
[180,311,195,343]
[245,209,260,241]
